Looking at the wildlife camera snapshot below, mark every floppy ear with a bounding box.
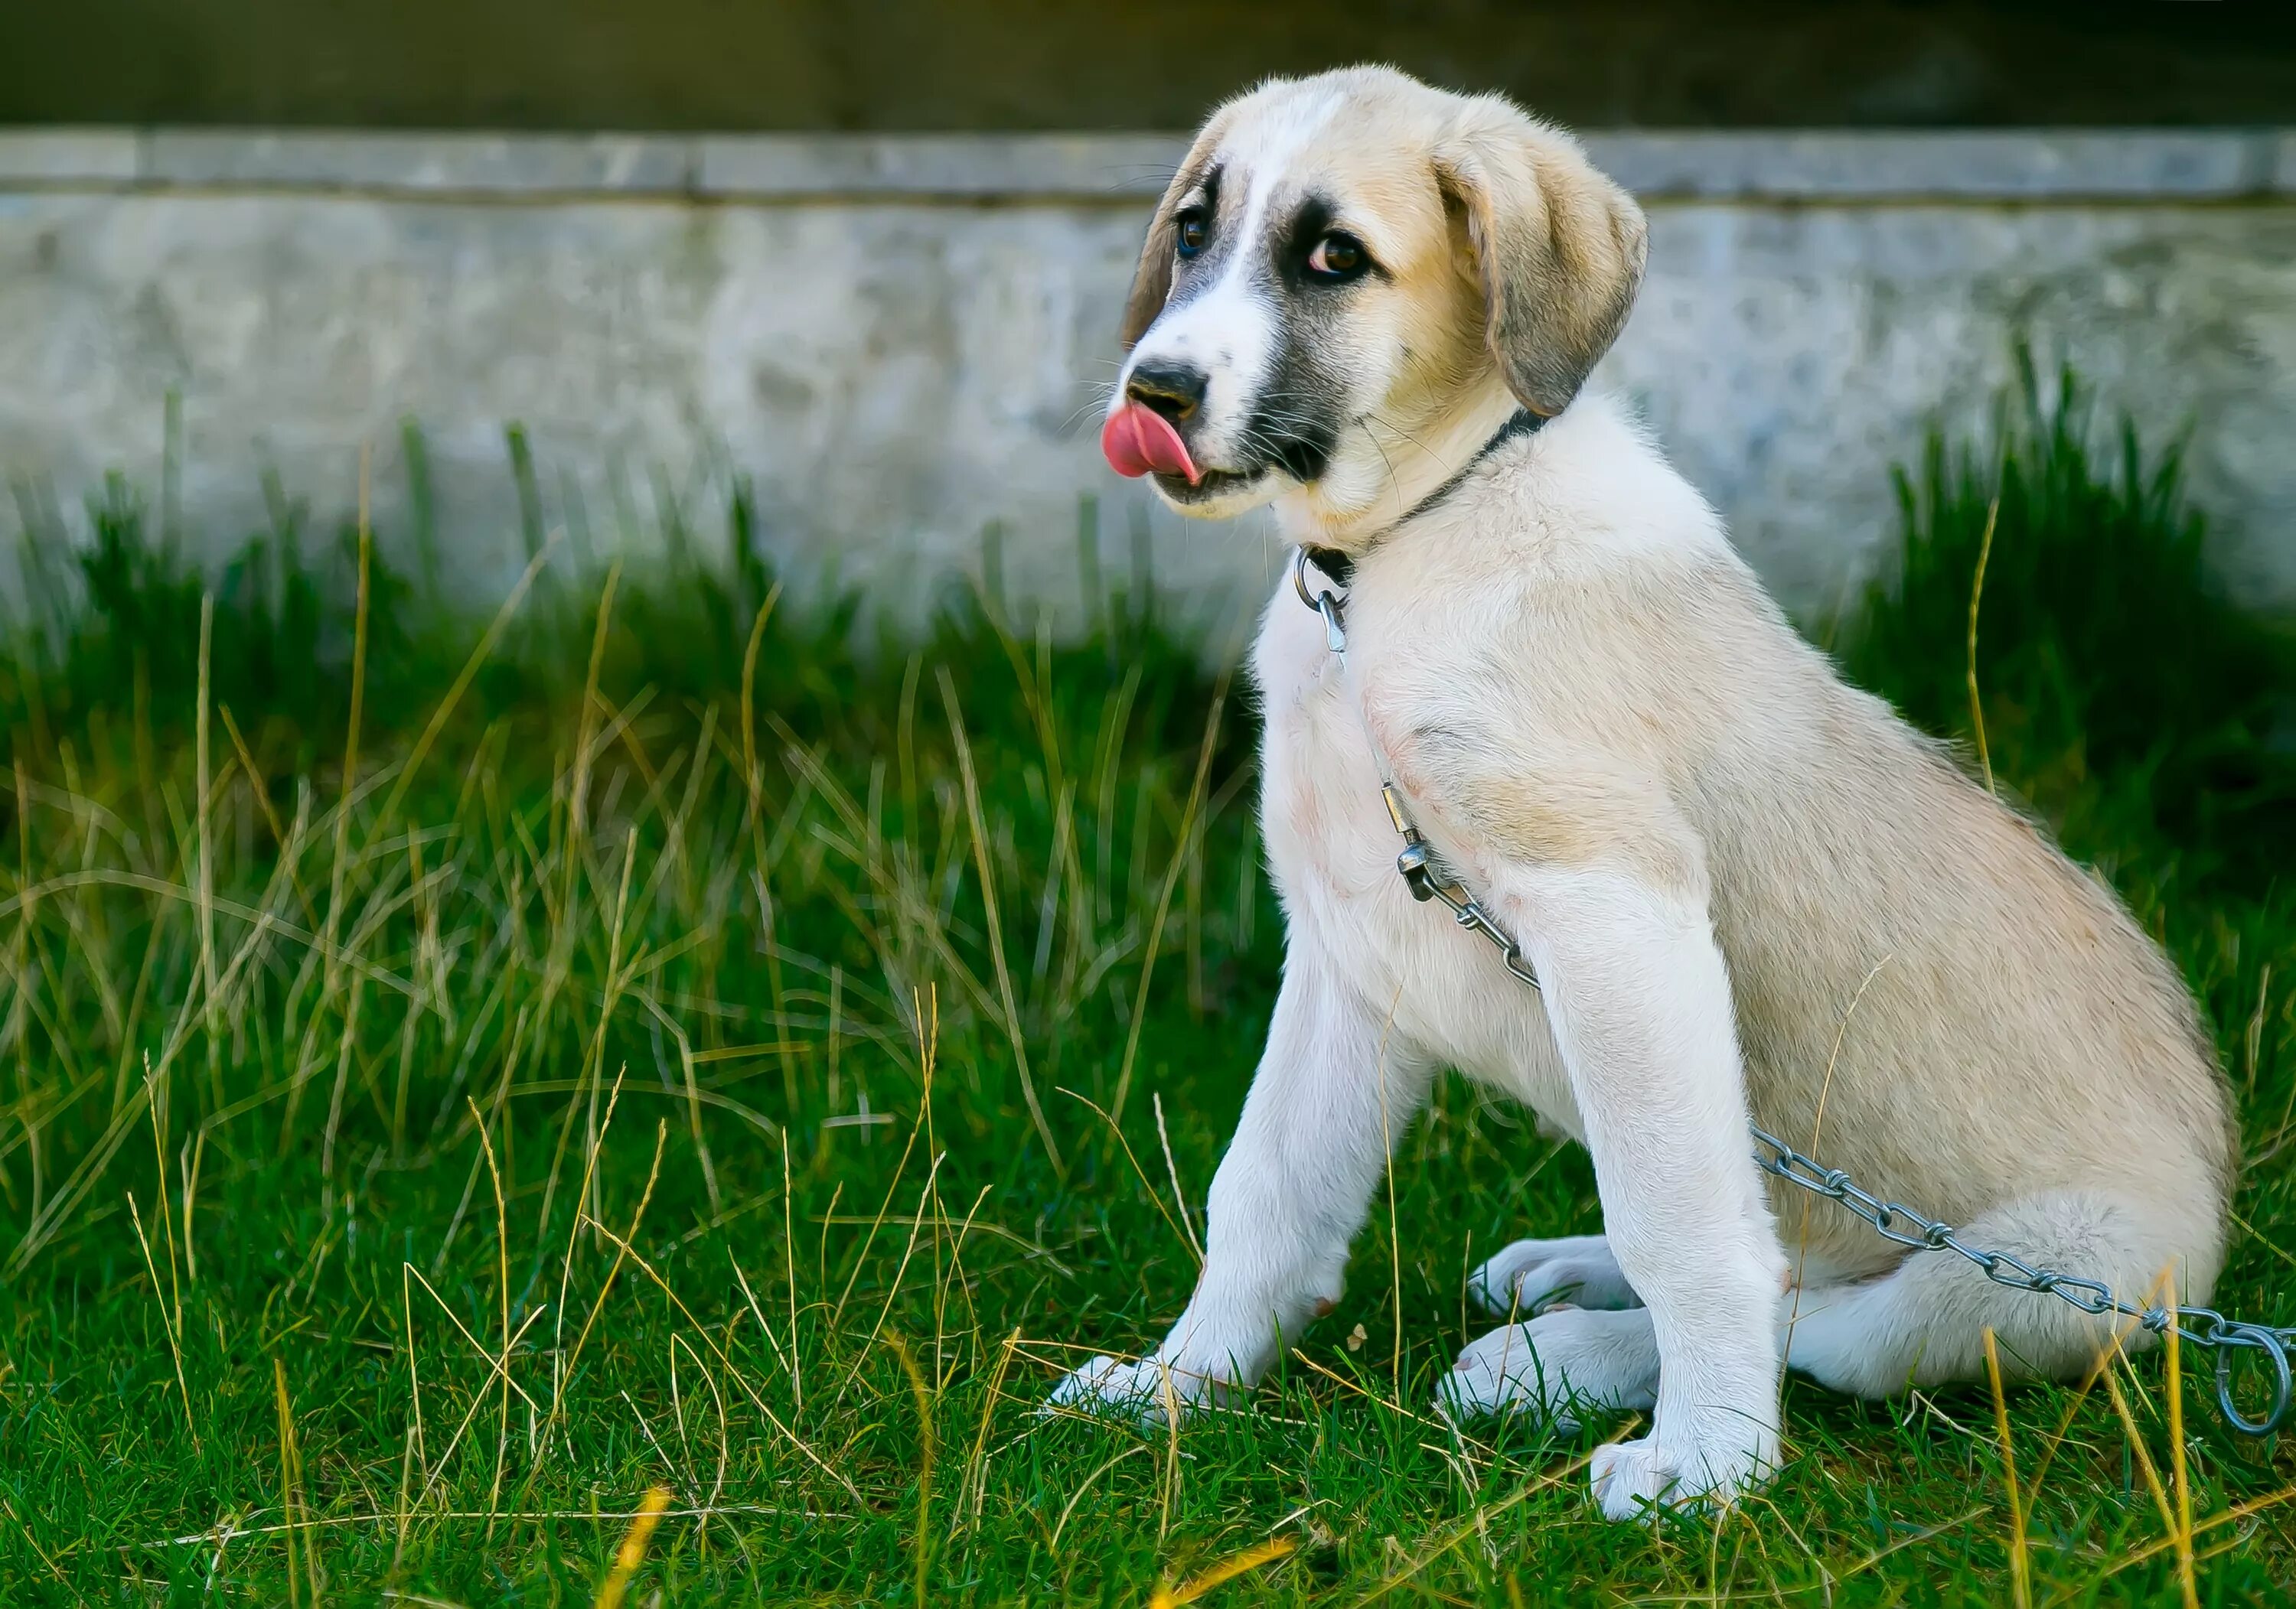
[1118,109,1238,350]
[1433,104,1648,416]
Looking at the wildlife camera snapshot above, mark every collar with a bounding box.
[1299,406,1544,589]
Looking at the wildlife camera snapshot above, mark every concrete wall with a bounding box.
[4,129,2294,630]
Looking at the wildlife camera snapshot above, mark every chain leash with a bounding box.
[1293,546,2293,1438]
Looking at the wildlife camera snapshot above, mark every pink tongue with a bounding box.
[1101,402,1202,484]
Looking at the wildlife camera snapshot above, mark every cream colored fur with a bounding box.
[1049,65,2233,1521]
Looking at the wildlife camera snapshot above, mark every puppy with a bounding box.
[1052,65,2232,1519]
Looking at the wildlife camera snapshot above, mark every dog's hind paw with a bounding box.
[1466,1233,1639,1317]
[1437,1306,1659,1432]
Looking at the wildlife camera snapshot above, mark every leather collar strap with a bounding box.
[1300,406,1544,588]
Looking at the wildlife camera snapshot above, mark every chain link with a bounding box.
[1296,547,2293,1438]
[1747,1125,2294,1436]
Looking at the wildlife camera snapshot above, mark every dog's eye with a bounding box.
[1175,210,1210,259]
[1306,233,1369,281]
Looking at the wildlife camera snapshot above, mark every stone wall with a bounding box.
[3,129,2293,630]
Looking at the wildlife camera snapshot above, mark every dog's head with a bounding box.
[1102,67,1647,533]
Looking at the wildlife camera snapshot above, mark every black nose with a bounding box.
[1126,363,1207,422]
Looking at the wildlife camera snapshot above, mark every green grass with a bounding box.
[2,372,2294,1604]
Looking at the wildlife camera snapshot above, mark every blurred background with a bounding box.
[5,1,2295,624]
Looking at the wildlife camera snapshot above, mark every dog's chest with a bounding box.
[1254,608,1577,1131]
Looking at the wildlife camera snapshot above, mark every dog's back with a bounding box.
[1693,565,2229,1280]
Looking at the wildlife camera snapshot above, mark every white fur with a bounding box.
[1053,69,2232,1525]
[1467,1232,1640,1317]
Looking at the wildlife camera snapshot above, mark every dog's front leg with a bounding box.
[1049,930,1424,1422]
[1453,857,1786,1518]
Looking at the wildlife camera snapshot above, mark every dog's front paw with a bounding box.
[1467,1233,1639,1317]
[1436,1307,1659,1432]
[1587,1420,1776,1522]
[1044,1355,1231,1425]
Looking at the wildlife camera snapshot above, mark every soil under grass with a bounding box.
[3,369,2294,1604]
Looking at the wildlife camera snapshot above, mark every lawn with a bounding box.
[3,369,2294,1604]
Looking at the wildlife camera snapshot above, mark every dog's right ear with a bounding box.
[1118,112,1237,350]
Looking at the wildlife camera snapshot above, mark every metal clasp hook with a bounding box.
[2214,1325,2294,1438]
[1291,546,1348,653]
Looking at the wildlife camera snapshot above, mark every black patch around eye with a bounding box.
[1172,166,1222,264]
[1278,194,1381,288]
[1281,196,1337,275]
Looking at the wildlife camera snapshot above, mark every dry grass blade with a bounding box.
[194,592,217,1096]
[0,1488,68,1585]
[938,666,1064,1174]
[127,1190,199,1452]
[1965,493,2000,794]
[374,534,563,834]
[554,1118,670,1450]
[958,1327,1023,1532]
[1152,1091,1203,1263]
[591,1484,673,1609]
[1110,666,1229,1125]
[884,1331,937,1603]
[1283,1348,1492,1448]
[2163,1272,2199,1609]
[2099,1484,2296,1580]
[1150,1534,1301,1607]
[579,1215,869,1510]
[1047,1444,1148,1552]
[273,1356,316,1608]
[1058,1085,1200,1269]
[2100,1357,2177,1541]
[471,1099,514,1539]
[1982,1327,2030,1609]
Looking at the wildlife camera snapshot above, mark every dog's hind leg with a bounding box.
[1780,1189,2225,1399]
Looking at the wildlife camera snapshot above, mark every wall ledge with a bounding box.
[2,128,2291,203]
